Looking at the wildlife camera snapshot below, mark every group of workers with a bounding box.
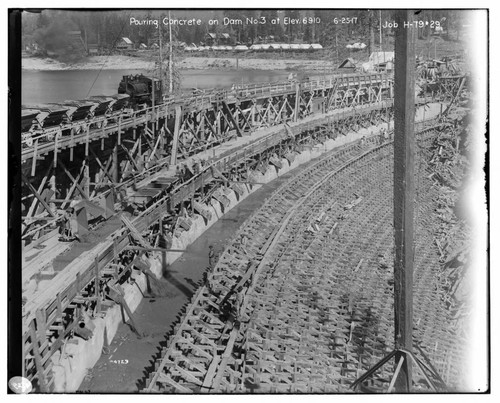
[176,159,208,183]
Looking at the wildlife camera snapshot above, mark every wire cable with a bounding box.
[85,10,133,98]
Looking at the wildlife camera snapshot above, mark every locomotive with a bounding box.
[118,74,162,108]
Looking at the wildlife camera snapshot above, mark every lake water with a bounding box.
[22,69,291,105]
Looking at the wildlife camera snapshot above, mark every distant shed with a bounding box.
[369,51,394,65]
[117,37,134,50]
[250,44,264,51]
[338,58,357,70]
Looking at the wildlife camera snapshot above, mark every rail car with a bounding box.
[87,95,127,129]
[21,108,41,133]
[58,100,96,135]
[21,104,70,147]
[21,93,131,146]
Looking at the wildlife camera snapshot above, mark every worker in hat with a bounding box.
[208,245,215,269]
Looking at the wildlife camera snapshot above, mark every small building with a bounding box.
[116,37,134,50]
[338,58,357,70]
[205,32,231,46]
[234,45,249,52]
[171,41,187,49]
[139,43,148,49]
[369,51,394,66]
[67,31,87,53]
[86,41,99,55]
[368,51,395,72]
[250,44,264,51]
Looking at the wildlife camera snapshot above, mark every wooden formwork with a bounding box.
[142,119,467,393]
[20,72,468,391]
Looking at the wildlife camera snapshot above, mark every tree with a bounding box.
[304,24,312,43]
[284,10,300,42]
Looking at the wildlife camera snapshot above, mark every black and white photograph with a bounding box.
[7,4,490,396]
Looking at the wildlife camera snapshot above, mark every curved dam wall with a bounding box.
[50,103,441,392]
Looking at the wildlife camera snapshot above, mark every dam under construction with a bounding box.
[10,8,488,395]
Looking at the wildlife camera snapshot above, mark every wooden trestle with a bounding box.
[20,72,466,391]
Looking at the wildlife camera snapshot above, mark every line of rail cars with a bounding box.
[21,94,131,147]
[21,74,162,147]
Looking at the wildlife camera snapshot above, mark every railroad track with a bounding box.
[141,119,465,393]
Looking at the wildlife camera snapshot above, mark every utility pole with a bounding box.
[335,33,339,63]
[379,10,383,51]
[369,10,375,55]
[159,17,163,92]
[168,10,173,94]
[351,9,447,394]
[393,9,416,392]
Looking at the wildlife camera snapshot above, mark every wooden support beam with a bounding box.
[85,125,90,156]
[58,160,89,201]
[35,308,47,341]
[125,246,187,253]
[29,322,49,392]
[170,105,182,166]
[94,256,101,313]
[120,144,141,174]
[26,164,53,220]
[113,144,120,183]
[147,130,162,163]
[393,9,416,393]
[70,126,75,161]
[83,160,90,199]
[53,131,59,168]
[221,101,243,137]
[21,173,56,218]
[121,214,151,249]
[89,146,116,185]
[90,150,115,199]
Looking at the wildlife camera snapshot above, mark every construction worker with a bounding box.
[208,245,215,269]
[383,128,389,141]
[58,211,71,241]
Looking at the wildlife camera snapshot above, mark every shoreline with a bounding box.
[22,55,335,72]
